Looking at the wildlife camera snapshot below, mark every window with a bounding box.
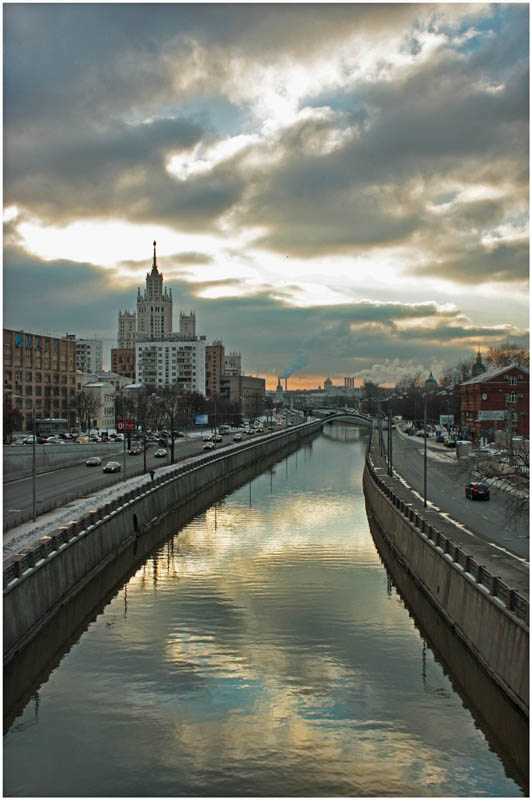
[508,392,517,404]
[509,375,517,386]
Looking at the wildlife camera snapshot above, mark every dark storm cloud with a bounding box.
[240,50,528,263]
[413,239,529,284]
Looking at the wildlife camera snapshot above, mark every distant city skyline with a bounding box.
[3,3,529,390]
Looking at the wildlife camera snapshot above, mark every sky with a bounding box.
[3,2,529,389]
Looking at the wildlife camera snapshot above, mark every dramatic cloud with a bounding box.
[3,3,529,385]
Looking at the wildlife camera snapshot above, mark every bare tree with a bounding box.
[485,342,529,370]
[75,390,99,433]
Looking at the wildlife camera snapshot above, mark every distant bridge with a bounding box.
[313,410,373,428]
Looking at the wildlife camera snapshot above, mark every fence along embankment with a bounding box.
[4,422,321,666]
[363,428,528,717]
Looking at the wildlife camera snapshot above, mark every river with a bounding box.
[3,424,524,796]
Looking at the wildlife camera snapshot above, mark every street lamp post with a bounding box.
[423,399,428,507]
[32,416,37,522]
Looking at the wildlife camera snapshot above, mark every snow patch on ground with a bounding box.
[3,458,192,561]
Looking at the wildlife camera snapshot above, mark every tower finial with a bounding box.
[152,240,157,269]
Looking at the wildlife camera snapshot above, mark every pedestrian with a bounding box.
[150,469,155,481]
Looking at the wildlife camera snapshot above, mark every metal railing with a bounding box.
[365,429,529,625]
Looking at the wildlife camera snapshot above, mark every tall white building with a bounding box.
[136,337,206,394]
[117,310,136,349]
[136,241,173,340]
[76,339,103,374]
[82,382,116,431]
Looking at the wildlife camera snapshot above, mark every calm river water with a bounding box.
[4,425,524,796]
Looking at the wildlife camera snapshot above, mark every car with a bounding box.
[465,482,491,501]
[444,439,456,448]
[203,441,215,450]
[128,447,141,455]
[233,433,243,442]
[154,448,167,458]
[103,461,121,473]
[85,456,102,466]
[268,425,275,430]
[213,434,222,442]
[203,434,213,442]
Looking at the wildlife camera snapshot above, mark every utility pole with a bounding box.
[423,399,428,507]
[388,408,393,476]
[377,399,383,456]
[32,416,37,522]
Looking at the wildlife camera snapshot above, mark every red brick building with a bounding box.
[460,365,529,442]
[111,348,136,382]
[3,329,78,432]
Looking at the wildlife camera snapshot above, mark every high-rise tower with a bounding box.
[136,241,173,340]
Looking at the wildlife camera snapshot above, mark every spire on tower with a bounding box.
[152,240,158,271]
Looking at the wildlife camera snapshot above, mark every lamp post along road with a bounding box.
[423,400,428,508]
[32,418,37,522]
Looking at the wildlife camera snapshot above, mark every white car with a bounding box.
[203,441,215,450]
[233,433,243,442]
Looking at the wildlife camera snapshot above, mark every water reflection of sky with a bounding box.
[4,427,522,797]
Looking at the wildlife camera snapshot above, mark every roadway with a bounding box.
[387,429,529,563]
[3,437,210,529]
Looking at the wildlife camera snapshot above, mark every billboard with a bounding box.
[478,410,505,421]
[439,415,454,425]
[195,414,209,425]
[117,418,135,432]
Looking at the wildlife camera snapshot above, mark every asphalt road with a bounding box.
[3,437,210,528]
[388,430,529,562]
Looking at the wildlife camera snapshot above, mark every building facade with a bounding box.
[136,337,206,394]
[74,338,103,374]
[111,348,136,381]
[221,375,266,417]
[3,328,78,432]
[136,241,173,341]
[179,311,196,338]
[117,310,137,349]
[82,382,116,431]
[206,341,225,397]
[460,365,529,441]
[224,352,242,376]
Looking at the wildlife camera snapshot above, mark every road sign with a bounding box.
[477,410,505,421]
[117,418,135,432]
[439,415,454,425]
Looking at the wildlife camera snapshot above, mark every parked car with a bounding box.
[154,448,167,458]
[465,482,491,501]
[444,439,456,448]
[103,461,121,473]
[203,441,215,450]
[86,456,102,466]
[233,433,243,442]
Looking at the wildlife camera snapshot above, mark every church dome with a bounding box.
[424,370,437,390]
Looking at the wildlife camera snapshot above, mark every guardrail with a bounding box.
[365,428,529,625]
[3,421,318,587]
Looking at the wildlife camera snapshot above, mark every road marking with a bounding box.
[7,509,22,512]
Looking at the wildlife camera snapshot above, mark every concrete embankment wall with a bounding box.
[4,422,321,665]
[363,440,529,717]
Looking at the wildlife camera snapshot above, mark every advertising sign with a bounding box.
[439,415,454,425]
[477,410,505,421]
[195,414,209,425]
[117,418,135,432]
